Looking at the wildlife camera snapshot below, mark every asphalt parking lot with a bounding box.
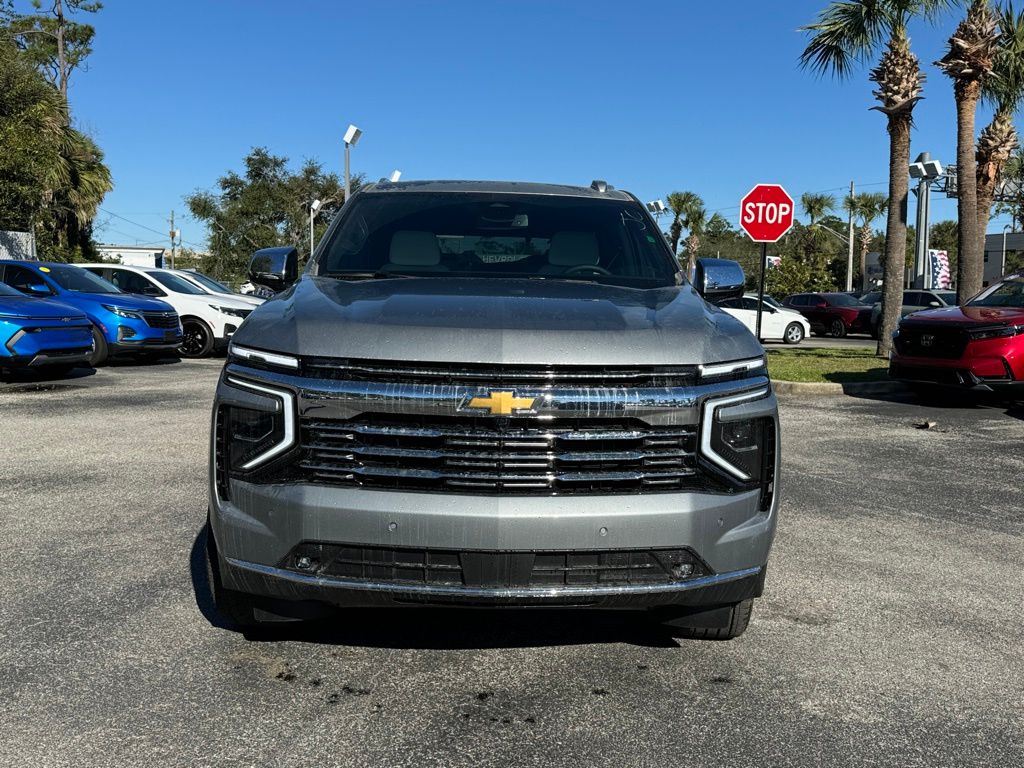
[1,361,1022,767]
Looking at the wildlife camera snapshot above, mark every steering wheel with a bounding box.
[564,264,613,276]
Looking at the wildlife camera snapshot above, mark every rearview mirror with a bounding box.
[249,246,299,294]
[693,258,745,302]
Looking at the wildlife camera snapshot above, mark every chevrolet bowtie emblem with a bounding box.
[465,391,537,416]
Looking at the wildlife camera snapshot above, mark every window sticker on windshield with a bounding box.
[38,267,51,272]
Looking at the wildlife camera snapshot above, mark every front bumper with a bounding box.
[1,321,93,368]
[890,335,1024,395]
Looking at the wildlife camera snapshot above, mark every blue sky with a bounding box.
[60,0,1012,249]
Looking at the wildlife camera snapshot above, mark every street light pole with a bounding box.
[1003,224,1012,278]
[309,199,322,257]
[343,124,362,200]
[846,181,855,292]
[909,153,943,290]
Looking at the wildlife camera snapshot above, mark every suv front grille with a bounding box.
[282,543,710,588]
[142,312,179,329]
[299,357,699,388]
[293,415,714,495]
[895,325,967,359]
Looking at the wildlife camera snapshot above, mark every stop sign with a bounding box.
[740,184,794,243]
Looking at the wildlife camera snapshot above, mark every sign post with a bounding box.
[739,184,795,340]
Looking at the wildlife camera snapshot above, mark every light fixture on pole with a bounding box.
[909,153,944,289]
[343,124,362,200]
[309,198,323,256]
[389,170,402,183]
[646,199,666,215]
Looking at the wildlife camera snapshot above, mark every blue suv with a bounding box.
[0,280,93,375]
[0,261,183,366]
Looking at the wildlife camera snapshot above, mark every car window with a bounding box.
[763,295,783,309]
[789,295,806,306]
[150,270,207,295]
[742,297,760,310]
[2,265,53,295]
[318,192,680,287]
[861,291,882,305]
[182,271,232,294]
[826,294,862,307]
[717,298,742,309]
[905,292,926,305]
[108,268,159,295]
[937,292,957,305]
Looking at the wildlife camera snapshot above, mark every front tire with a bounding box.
[204,524,261,629]
[88,326,108,366]
[661,599,754,641]
[180,318,214,358]
[830,319,847,338]
[783,322,805,345]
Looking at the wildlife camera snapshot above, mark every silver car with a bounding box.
[205,180,780,640]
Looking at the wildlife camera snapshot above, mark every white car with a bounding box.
[718,294,810,344]
[79,264,256,358]
[170,269,265,308]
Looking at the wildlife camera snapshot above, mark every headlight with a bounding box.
[211,304,250,318]
[700,387,771,482]
[969,325,1021,341]
[102,304,142,320]
[223,377,295,470]
[698,356,767,382]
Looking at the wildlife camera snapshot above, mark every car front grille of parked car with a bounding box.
[895,324,968,359]
[279,543,711,588]
[289,414,713,495]
[142,312,180,329]
[297,357,701,388]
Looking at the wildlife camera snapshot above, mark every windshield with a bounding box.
[763,295,783,309]
[860,291,882,305]
[150,270,207,295]
[0,280,24,297]
[182,271,232,294]
[317,192,680,287]
[968,278,1024,308]
[828,294,864,307]
[46,264,122,294]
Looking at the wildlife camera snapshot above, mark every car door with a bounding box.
[753,297,787,339]
[903,291,927,318]
[718,298,757,335]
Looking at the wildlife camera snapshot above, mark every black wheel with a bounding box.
[180,318,214,358]
[88,325,108,366]
[830,319,847,338]
[783,322,804,345]
[660,599,754,641]
[204,524,261,629]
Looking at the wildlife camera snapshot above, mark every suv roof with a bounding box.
[359,179,634,202]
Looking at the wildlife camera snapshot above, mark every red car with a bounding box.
[782,292,874,337]
[889,274,1024,397]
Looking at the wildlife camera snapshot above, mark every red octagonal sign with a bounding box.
[740,184,794,243]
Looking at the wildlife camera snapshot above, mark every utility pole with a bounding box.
[168,210,176,269]
[846,181,855,292]
[55,0,68,103]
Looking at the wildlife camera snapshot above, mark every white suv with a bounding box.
[80,264,255,357]
[170,269,265,308]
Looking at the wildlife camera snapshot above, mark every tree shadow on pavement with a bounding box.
[189,527,682,649]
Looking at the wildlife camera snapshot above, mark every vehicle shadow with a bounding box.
[189,527,682,649]
[105,354,182,368]
[0,364,96,386]
[845,384,1024,420]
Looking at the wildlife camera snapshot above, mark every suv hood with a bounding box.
[904,305,1024,326]
[235,277,761,366]
[0,296,88,321]
[68,292,176,312]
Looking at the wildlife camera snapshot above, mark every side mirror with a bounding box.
[139,284,163,297]
[28,283,50,296]
[249,246,299,294]
[928,300,941,308]
[693,258,745,302]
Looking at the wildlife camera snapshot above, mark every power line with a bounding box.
[98,207,206,250]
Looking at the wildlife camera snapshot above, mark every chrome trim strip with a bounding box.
[699,387,771,481]
[699,356,766,380]
[229,343,299,369]
[225,557,762,598]
[225,376,297,469]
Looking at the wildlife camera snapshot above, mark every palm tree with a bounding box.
[801,192,835,226]
[666,191,699,255]
[681,201,707,279]
[845,192,889,289]
[976,2,1024,260]
[801,0,948,356]
[937,0,999,303]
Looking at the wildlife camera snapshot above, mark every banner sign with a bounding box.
[929,249,951,289]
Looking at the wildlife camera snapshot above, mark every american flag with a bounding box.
[929,249,951,289]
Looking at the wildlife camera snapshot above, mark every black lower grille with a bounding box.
[143,312,179,329]
[291,415,715,495]
[282,543,710,588]
[895,325,967,359]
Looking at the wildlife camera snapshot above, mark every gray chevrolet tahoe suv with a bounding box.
[206,180,779,639]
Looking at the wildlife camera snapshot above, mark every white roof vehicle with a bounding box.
[79,263,256,358]
[718,294,811,344]
[171,269,265,308]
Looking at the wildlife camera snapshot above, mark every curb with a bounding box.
[772,379,911,397]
